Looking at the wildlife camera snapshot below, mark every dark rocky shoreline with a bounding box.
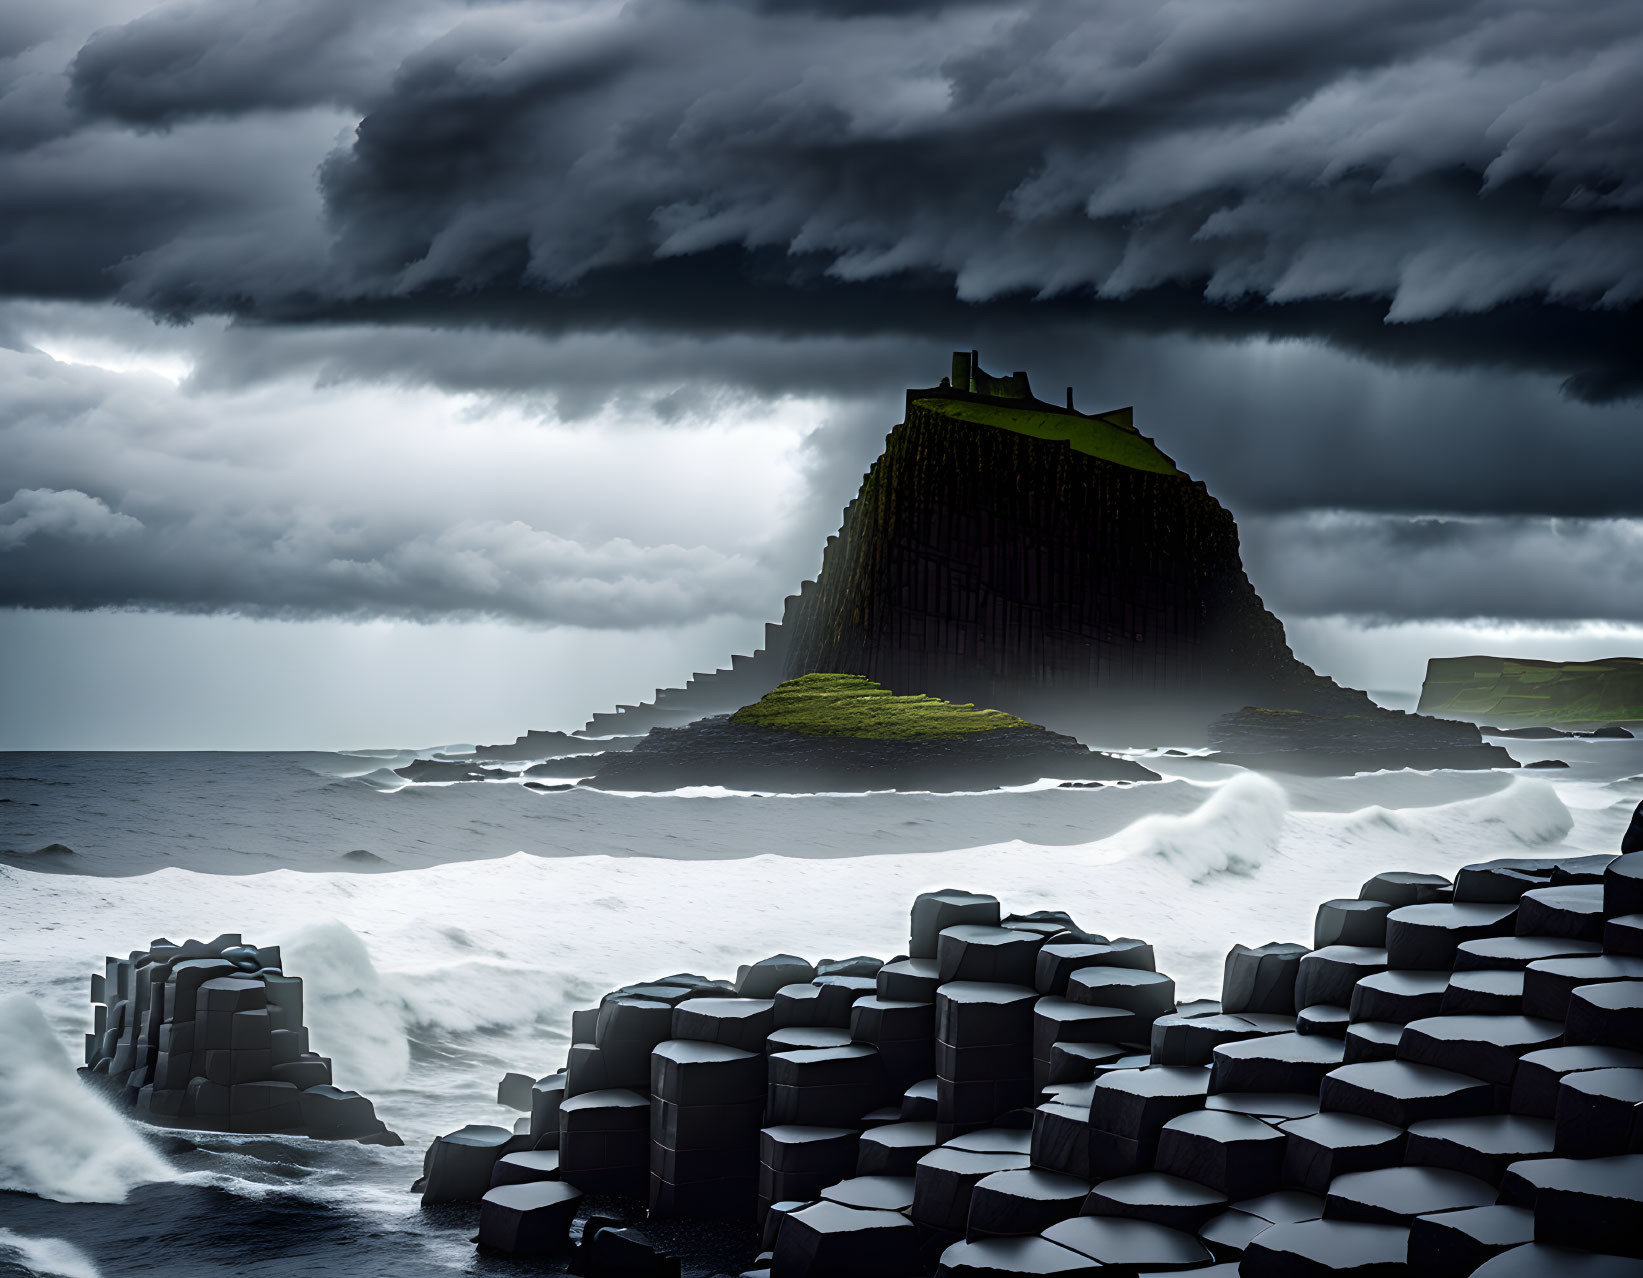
[1208,707,1518,776]
[578,716,1160,793]
[405,834,1643,1276]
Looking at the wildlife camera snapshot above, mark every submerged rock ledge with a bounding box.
[579,677,1158,792]
[580,715,1157,793]
[1208,706,1518,776]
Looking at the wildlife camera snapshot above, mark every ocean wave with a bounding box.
[280,920,579,1092]
[278,923,413,1092]
[0,1229,103,1278]
[1341,776,1575,849]
[588,776,1122,800]
[348,768,411,792]
[1120,772,1289,880]
[0,996,171,1204]
[0,768,1599,1094]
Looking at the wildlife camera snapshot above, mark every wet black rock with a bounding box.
[1403,1114,1555,1184]
[83,933,395,1145]
[934,1235,1099,1276]
[1240,1217,1412,1277]
[1034,940,1150,998]
[1208,1031,1343,1095]
[570,1222,681,1277]
[771,1200,921,1276]
[1320,1059,1495,1128]
[580,715,1158,794]
[964,1169,1088,1239]
[913,891,1003,960]
[1039,1215,1213,1271]
[477,1180,583,1256]
[424,1124,520,1203]
[1278,1112,1404,1193]
[1208,705,1516,775]
[1222,942,1308,1015]
[1359,871,1451,908]
[461,728,632,763]
[1153,1109,1286,1196]
[1406,1203,1534,1277]
[1471,1242,1643,1277]
[403,854,1643,1275]
[393,758,514,783]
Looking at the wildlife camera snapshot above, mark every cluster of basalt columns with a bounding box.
[414,846,1643,1276]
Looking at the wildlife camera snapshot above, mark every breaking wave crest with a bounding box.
[1102,772,1573,886]
[1335,776,1574,849]
[0,996,170,1204]
[0,1230,102,1278]
[280,920,577,1092]
[1122,772,1291,881]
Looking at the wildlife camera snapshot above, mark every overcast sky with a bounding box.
[2,0,1641,748]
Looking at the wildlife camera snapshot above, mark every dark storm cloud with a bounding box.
[66,0,429,124]
[0,0,1633,398]
[0,491,774,625]
[1241,512,1643,624]
[5,0,1643,639]
[9,318,1641,630]
[174,318,1643,520]
[0,342,784,626]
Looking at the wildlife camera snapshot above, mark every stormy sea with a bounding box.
[3,735,1641,1277]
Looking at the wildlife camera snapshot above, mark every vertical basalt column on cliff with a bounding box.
[774,376,1348,736]
[572,357,1373,742]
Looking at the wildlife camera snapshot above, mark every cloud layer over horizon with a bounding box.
[2,0,1638,391]
[2,0,1643,702]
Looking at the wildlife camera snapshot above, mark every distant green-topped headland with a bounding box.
[581,674,1156,792]
[1418,656,1643,728]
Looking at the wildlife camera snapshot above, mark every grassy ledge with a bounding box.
[730,673,1033,740]
[913,397,1183,477]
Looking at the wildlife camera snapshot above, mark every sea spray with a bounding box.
[0,996,169,1204]
[0,1230,103,1278]
[278,921,411,1091]
[278,919,575,1094]
[1366,776,1575,849]
[1121,772,1290,880]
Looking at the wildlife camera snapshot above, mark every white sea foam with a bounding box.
[0,768,1610,1157]
[1123,772,1289,879]
[279,922,414,1091]
[351,768,410,791]
[0,996,171,1203]
[0,1230,103,1278]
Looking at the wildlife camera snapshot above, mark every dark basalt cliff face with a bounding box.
[776,398,1350,741]
[580,715,1157,793]
[573,357,1493,759]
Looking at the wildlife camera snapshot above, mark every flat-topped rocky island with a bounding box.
[581,674,1159,793]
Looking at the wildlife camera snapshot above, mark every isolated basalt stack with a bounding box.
[83,934,397,1143]
[421,822,1643,1275]
[573,355,1493,753]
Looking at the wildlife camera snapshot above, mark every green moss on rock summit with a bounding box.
[730,673,1032,740]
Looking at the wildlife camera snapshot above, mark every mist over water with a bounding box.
[2,736,1640,1274]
